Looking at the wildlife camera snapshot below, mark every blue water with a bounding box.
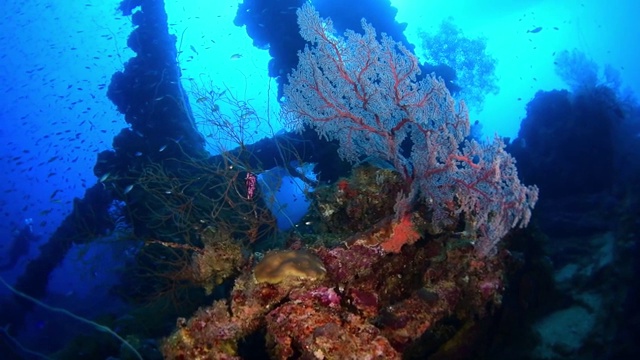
[0,0,638,358]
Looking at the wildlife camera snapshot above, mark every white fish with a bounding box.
[99,172,110,182]
[124,184,135,194]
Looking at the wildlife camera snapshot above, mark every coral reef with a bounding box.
[161,163,509,359]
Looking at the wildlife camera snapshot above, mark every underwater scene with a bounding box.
[0,0,639,359]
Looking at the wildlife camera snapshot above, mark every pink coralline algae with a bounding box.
[266,288,400,359]
[314,244,384,284]
[309,286,341,308]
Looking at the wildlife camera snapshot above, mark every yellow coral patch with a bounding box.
[254,250,326,284]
